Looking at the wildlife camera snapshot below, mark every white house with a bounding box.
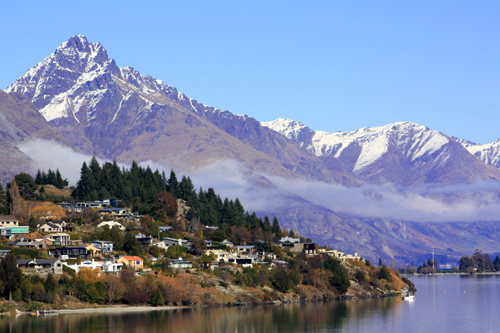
[97,221,125,231]
[206,249,231,263]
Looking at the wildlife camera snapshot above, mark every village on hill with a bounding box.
[0,160,412,310]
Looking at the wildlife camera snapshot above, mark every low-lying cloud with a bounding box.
[18,139,500,223]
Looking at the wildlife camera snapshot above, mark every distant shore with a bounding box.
[403,271,500,276]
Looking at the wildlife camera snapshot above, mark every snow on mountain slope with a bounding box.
[6,35,184,125]
[263,119,449,171]
[455,138,500,169]
[263,119,500,186]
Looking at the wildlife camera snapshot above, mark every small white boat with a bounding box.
[403,294,415,301]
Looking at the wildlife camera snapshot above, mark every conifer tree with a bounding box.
[72,162,95,200]
[35,170,43,185]
[272,216,282,238]
[89,156,102,185]
[55,169,67,189]
[167,170,179,196]
[263,215,271,232]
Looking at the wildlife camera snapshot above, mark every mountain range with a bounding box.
[3,35,500,263]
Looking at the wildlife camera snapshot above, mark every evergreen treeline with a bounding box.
[35,169,68,189]
[71,158,284,237]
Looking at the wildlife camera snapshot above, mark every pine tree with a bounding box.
[72,162,95,200]
[89,156,102,185]
[47,169,56,186]
[35,170,43,185]
[167,170,179,196]
[55,169,66,189]
[272,216,282,238]
[263,215,271,232]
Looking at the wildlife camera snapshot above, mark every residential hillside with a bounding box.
[0,164,412,311]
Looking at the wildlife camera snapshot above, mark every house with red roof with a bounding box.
[117,256,144,270]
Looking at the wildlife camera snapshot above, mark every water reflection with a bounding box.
[0,298,405,333]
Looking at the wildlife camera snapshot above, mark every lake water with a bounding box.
[2,274,500,332]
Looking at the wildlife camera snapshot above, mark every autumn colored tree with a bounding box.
[102,274,125,304]
[7,178,23,217]
[31,204,66,221]
[156,191,178,218]
[76,267,100,283]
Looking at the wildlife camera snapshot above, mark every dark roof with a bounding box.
[99,208,125,212]
[18,258,58,265]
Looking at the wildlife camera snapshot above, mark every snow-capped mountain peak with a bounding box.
[261,118,313,143]
[455,137,500,168]
[262,119,477,185]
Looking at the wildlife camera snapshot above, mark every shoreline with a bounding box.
[403,272,500,276]
[14,305,189,315]
[57,305,188,314]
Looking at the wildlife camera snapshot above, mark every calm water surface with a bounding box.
[2,275,500,332]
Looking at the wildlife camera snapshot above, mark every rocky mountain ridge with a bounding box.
[262,118,500,186]
[454,137,500,169]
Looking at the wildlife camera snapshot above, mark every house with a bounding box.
[345,253,360,261]
[98,208,130,217]
[279,236,301,243]
[101,261,124,273]
[162,237,190,248]
[220,239,233,248]
[206,249,231,263]
[234,245,256,254]
[60,200,120,213]
[274,238,317,255]
[135,234,153,246]
[0,215,19,227]
[49,247,88,259]
[292,242,316,255]
[64,259,102,273]
[320,249,346,260]
[257,251,277,261]
[90,241,114,253]
[0,226,29,236]
[0,250,11,257]
[228,256,253,267]
[15,239,47,249]
[159,226,173,232]
[97,221,125,231]
[169,258,193,269]
[45,233,72,246]
[205,240,217,250]
[38,221,66,232]
[17,258,63,274]
[86,244,106,256]
[117,256,144,270]
[64,259,124,273]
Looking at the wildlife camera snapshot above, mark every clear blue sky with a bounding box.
[2,1,500,144]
